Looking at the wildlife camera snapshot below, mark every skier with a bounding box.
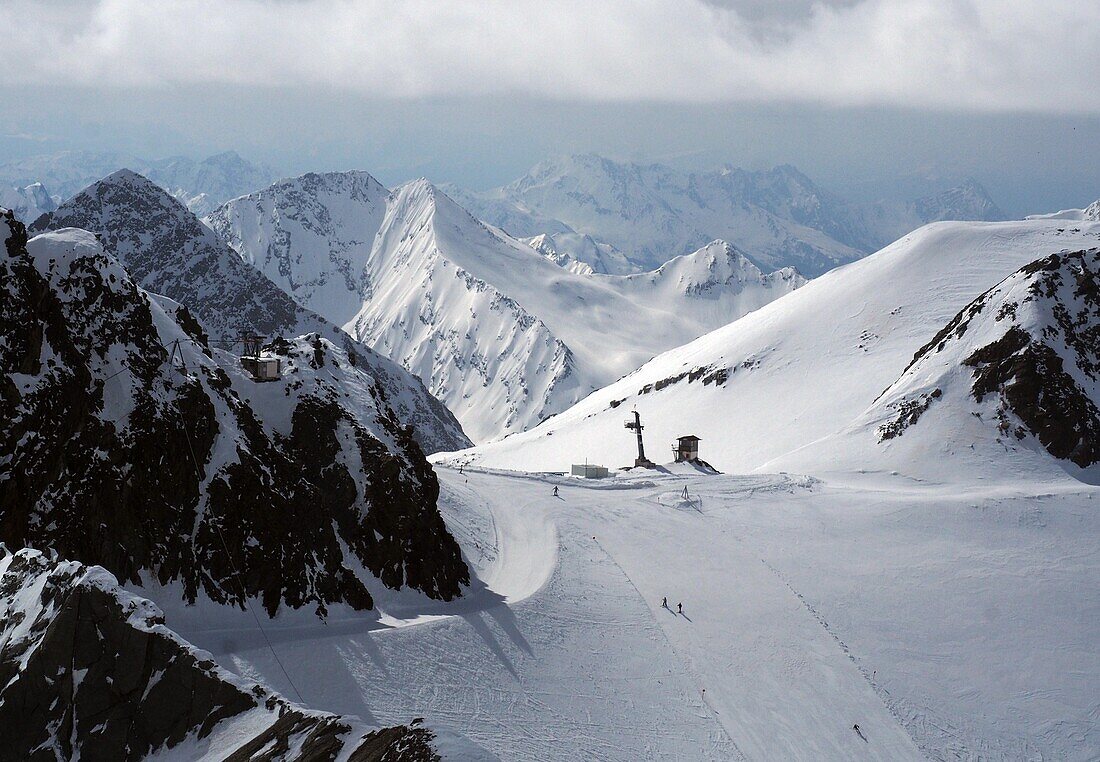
[853,724,866,741]
[552,485,559,497]
[661,596,667,609]
[677,602,683,614]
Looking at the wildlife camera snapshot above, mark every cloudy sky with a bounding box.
[2,0,1098,213]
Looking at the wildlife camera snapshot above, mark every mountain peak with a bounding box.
[98,167,157,188]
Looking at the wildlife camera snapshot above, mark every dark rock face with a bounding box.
[965,327,1100,467]
[1,211,468,617]
[0,548,441,761]
[877,388,942,442]
[30,170,469,454]
[894,248,1100,466]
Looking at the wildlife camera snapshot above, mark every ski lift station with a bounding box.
[239,334,281,382]
[242,355,280,381]
[673,435,701,462]
[571,463,609,479]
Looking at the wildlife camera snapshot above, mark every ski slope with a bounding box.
[450,219,1100,476]
[157,464,1100,760]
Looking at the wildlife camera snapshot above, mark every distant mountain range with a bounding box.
[444,155,1005,276]
[0,181,56,223]
[207,172,803,442]
[0,149,276,217]
[2,149,1005,277]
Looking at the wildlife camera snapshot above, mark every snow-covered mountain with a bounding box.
[0,150,275,216]
[852,178,1005,252]
[0,181,56,223]
[445,156,864,276]
[140,150,278,216]
[207,172,803,442]
[1,209,469,618]
[446,155,1004,277]
[449,218,1100,477]
[31,170,467,453]
[773,246,1100,479]
[0,547,463,760]
[522,231,639,275]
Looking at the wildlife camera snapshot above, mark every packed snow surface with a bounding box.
[163,465,1099,760]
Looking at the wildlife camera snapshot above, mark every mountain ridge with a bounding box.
[445,154,1005,276]
[31,170,468,453]
[2,209,470,618]
[448,218,1100,476]
[208,171,804,441]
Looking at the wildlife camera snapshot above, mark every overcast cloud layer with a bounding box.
[5,0,1099,112]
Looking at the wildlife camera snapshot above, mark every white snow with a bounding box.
[0,182,56,223]
[1026,198,1100,222]
[158,463,1100,760]
[450,219,1100,477]
[208,174,803,442]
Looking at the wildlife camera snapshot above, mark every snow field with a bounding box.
[163,461,1099,759]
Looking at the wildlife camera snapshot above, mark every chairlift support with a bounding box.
[624,409,656,468]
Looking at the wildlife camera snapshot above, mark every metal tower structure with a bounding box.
[624,410,656,468]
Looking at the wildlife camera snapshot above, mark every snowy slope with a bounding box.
[30,170,467,453]
[447,156,1004,276]
[2,209,469,618]
[198,462,1099,760]
[0,547,466,761]
[449,219,1100,474]
[0,181,56,223]
[775,246,1100,479]
[208,173,803,442]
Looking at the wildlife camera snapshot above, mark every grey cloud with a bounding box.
[1,0,1097,113]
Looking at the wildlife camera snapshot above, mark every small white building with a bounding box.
[571,463,609,479]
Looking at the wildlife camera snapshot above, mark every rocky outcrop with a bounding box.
[879,248,1100,466]
[1,210,468,617]
[29,171,468,454]
[0,547,443,761]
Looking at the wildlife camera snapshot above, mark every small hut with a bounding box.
[239,334,281,382]
[672,435,701,463]
[571,463,609,479]
[241,355,280,381]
